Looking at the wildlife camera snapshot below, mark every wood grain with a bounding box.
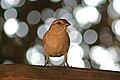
[0,64,120,80]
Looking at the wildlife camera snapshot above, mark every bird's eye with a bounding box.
[58,22,61,25]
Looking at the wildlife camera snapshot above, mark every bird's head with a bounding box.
[51,19,70,28]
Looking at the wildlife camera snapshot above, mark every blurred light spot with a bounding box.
[49,56,64,66]
[111,46,120,62]
[26,47,33,63]
[63,6,73,12]
[45,17,56,30]
[74,22,83,32]
[69,42,79,48]
[68,31,82,44]
[37,24,47,39]
[67,19,76,28]
[41,8,55,21]
[26,46,45,65]
[49,0,61,3]
[60,12,73,20]
[99,27,113,46]
[113,0,120,14]
[4,8,17,20]
[30,52,42,65]
[65,18,78,32]
[83,0,104,7]
[3,60,14,64]
[55,8,69,19]
[4,0,20,6]
[16,0,26,7]
[112,20,117,34]
[27,10,41,25]
[16,22,29,38]
[68,45,85,68]
[90,46,111,65]
[67,26,77,33]
[83,29,98,44]
[100,62,120,71]
[90,46,118,69]
[63,0,77,8]
[32,44,44,54]
[107,4,119,19]
[107,47,118,62]
[95,12,102,25]
[114,20,120,36]
[4,18,19,37]
[1,0,12,9]
[73,6,100,29]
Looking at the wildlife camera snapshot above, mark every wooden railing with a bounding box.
[0,64,120,80]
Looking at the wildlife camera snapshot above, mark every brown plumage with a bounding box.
[43,19,70,66]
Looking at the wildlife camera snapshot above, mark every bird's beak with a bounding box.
[66,22,71,26]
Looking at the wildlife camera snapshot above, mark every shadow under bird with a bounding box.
[43,19,70,66]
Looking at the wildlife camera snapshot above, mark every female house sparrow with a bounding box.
[43,19,70,66]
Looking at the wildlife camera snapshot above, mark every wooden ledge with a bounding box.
[0,64,120,80]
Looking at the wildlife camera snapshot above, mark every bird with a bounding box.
[43,19,70,66]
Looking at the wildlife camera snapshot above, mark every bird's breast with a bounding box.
[43,31,70,57]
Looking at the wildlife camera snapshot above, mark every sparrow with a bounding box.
[43,19,70,66]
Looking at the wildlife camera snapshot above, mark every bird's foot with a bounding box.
[64,62,69,67]
[44,62,49,66]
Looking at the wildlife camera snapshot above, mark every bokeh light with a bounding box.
[83,0,104,7]
[83,29,98,44]
[63,0,77,8]
[4,18,19,37]
[4,0,20,6]
[99,27,113,46]
[27,10,41,25]
[113,0,120,14]
[67,45,85,68]
[107,4,119,19]
[4,8,17,20]
[114,20,120,36]
[73,6,100,29]
[89,46,110,65]
[1,0,12,9]
[68,31,82,44]
[3,60,14,64]
[37,24,47,39]
[49,0,61,3]
[41,8,55,21]
[26,44,45,65]
[16,22,29,38]
[16,0,26,7]
[107,47,118,62]
[45,17,56,30]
